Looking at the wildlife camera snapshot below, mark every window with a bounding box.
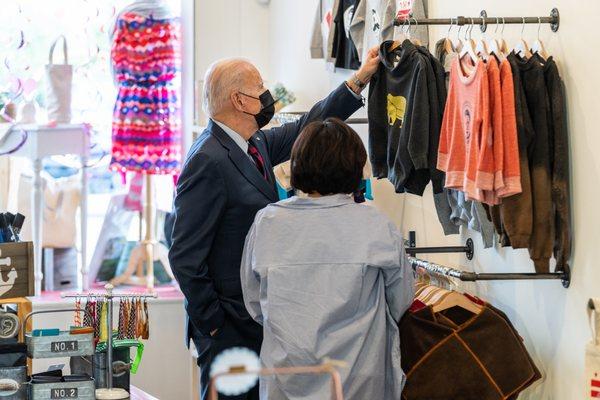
[0,0,181,151]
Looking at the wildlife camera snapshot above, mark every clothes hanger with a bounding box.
[514,17,532,59]
[459,18,479,65]
[432,291,483,315]
[417,286,441,304]
[475,16,490,59]
[531,17,549,60]
[389,18,408,52]
[444,18,457,55]
[410,17,422,47]
[487,17,502,59]
[454,23,464,53]
[499,17,509,55]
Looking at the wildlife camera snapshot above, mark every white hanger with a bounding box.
[443,18,457,54]
[454,22,464,52]
[487,17,502,59]
[410,17,422,47]
[531,17,549,60]
[475,15,490,59]
[514,17,532,59]
[459,18,479,63]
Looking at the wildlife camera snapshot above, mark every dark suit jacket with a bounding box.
[169,83,364,346]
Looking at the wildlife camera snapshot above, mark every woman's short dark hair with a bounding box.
[291,118,367,195]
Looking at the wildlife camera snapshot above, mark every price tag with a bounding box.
[51,388,78,399]
[50,341,78,353]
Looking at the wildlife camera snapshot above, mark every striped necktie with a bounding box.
[247,141,268,180]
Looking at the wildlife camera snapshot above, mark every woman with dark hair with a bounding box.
[241,118,414,399]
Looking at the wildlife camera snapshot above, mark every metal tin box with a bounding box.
[29,380,95,400]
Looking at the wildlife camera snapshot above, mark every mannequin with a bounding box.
[108,0,181,294]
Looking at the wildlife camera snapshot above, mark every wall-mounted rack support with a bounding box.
[394,8,560,32]
[406,231,474,260]
[407,231,571,288]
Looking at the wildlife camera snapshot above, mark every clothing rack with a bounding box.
[394,8,560,33]
[407,231,571,288]
[61,284,157,399]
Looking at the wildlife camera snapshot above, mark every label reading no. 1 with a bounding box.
[51,388,78,399]
[50,341,78,352]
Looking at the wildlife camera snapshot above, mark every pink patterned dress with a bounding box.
[110,12,182,175]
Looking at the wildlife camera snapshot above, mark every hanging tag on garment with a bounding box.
[585,298,600,399]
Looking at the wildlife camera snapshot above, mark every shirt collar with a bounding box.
[213,119,249,154]
[276,194,356,209]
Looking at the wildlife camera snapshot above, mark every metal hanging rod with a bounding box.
[406,230,570,287]
[346,118,368,125]
[407,240,474,260]
[61,292,157,299]
[274,113,369,125]
[405,231,474,260]
[394,8,560,33]
[410,257,570,287]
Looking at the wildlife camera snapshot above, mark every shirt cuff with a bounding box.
[345,82,365,101]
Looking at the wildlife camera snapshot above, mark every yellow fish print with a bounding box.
[387,94,407,127]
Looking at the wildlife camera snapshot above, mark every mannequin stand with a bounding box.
[111,174,174,290]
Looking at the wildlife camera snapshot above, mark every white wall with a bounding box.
[194,0,271,128]
[195,0,600,398]
[265,0,599,399]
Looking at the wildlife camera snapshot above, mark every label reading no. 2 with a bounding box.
[51,388,78,399]
[50,341,78,352]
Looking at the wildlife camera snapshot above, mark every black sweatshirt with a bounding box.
[537,55,571,272]
[421,46,446,194]
[332,0,361,70]
[493,55,534,249]
[401,47,444,196]
[507,53,554,272]
[368,40,431,194]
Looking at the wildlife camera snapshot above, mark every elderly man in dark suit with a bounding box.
[169,47,380,400]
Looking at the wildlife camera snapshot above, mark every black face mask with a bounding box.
[240,90,277,129]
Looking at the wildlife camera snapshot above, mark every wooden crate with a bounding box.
[0,242,35,299]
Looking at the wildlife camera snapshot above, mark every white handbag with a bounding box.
[45,35,72,123]
[586,298,600,399]
[17,172,80,248]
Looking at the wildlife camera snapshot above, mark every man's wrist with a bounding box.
[346,71,372,95]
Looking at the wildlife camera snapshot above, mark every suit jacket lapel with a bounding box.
[210,121,278,201]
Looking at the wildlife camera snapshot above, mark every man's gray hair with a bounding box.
[203,58,255,118]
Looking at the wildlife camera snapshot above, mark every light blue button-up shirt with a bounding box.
[241,194,415,399]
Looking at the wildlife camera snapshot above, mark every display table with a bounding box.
[8,123,90,295]
[27,285,195,399]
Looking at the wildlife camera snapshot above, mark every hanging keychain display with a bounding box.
[62,285,157,400]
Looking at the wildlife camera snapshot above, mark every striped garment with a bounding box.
[110,12,182,175]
